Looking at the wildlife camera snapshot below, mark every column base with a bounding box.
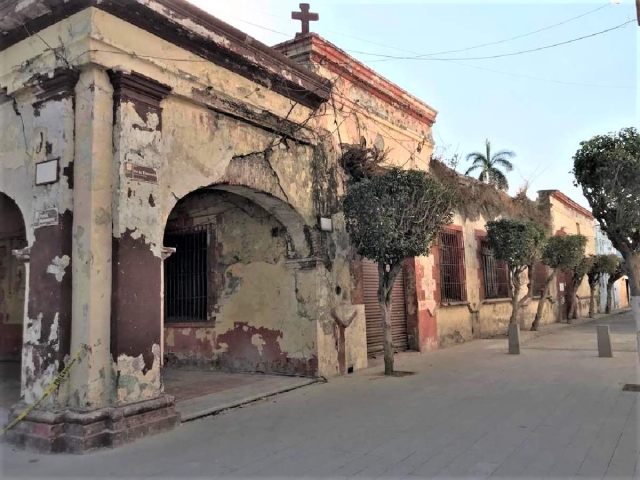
[4,395,179,454]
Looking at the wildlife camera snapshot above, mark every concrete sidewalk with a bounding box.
[1,311,638,479]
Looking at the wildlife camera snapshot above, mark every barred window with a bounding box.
[531,262,548,297]
[480,240,510,299]
[438,228,467,303]
[164,225,209,323]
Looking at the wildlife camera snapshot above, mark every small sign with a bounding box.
[559,283,565,292]
[35,158,59,185]
[124,162,158,184]
[34,208,59,228]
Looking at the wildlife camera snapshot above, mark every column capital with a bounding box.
[108,70,171,115]
[161,246,176,260]
[31,68,80,108]
[12,246,30,263]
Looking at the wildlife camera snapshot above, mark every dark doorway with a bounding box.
[0,193,27,362]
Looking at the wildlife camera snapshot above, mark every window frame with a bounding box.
[479,239,511,300]
[438,227,468,303]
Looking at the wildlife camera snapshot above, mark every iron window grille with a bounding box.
[438,228,467,303]
[163,225,210,324]
[480,240,511,299]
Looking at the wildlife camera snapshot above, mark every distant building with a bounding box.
[594,223,625,312]
[538,190,596,320]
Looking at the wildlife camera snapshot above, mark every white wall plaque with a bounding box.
[35,158,59,185]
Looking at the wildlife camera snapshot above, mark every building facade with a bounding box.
[0,0,441,452]
[594,223,628,311]
[1,0,589,454]
[538,190,597,320]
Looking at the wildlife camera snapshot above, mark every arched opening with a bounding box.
[162,186,318,382]
[0,193,27,413]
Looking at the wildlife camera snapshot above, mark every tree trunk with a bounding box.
[588,284,596,318]
[532,271,555,331]
[510,270,521,325]
[567,283,579,323]
[380,299,393,375]
[378,262,402,376]
[623,252,640,367]
[605,279,614,314]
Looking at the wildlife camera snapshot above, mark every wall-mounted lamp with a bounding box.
[319,217,333,232]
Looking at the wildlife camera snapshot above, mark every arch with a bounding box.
[0,192,27,366]
[161,186,319,376]
[163,183,316,260]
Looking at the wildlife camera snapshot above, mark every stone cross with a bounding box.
[291,3,318,37]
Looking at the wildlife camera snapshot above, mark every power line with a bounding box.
[217,10,633,90]
[350,20,635,62]
[417,2,613,57]
[225,2,612,57]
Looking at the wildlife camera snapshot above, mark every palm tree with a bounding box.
[464,139,515,191]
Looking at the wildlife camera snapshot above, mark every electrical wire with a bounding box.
[217,11,634,90]
[409,2,613,57]
[349,20,635,62]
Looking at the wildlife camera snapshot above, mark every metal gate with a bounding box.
[362,259,409,357]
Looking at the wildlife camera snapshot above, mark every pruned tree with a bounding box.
[531,234,587,331]
[486,219,547,325]
[567,256,595,322]
[343,168,455,375]
[587,254,620,318]
[606,261,627,314]
[573,127,640,361]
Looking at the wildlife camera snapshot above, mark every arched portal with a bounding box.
[0,193,27,413]
[162,186,318,376]
[0,193,27,361]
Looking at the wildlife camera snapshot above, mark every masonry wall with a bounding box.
[420,213,557,347]
[163,190,318,375]
[548,195,596,316]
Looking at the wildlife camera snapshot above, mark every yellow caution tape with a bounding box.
[0,347,84,435]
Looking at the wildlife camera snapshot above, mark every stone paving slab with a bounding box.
[1,311,637,479]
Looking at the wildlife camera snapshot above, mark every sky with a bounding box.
[187,0,638,208]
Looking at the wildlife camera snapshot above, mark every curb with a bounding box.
[179,378,319,423]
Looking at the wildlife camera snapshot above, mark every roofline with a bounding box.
[1,0,331,109]
[538,189,595,220]
[274,33,438,127]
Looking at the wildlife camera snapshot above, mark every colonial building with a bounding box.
[0,0,597,454]
[0,0,439,452]
[538,190,597,319]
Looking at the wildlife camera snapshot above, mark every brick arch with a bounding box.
[164,183,316,260]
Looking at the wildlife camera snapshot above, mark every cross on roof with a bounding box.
[291,3,318,37]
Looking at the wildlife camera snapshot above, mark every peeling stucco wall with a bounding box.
[0,62,76,406]
[163,191,317,375]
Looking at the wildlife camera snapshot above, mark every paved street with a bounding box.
[1,311,638,479]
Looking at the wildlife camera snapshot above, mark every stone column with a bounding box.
[108,70,175,407]
[67,67,115,409]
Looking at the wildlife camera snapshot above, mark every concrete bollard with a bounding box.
[508,324,520,355]
[597,325,613,358]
